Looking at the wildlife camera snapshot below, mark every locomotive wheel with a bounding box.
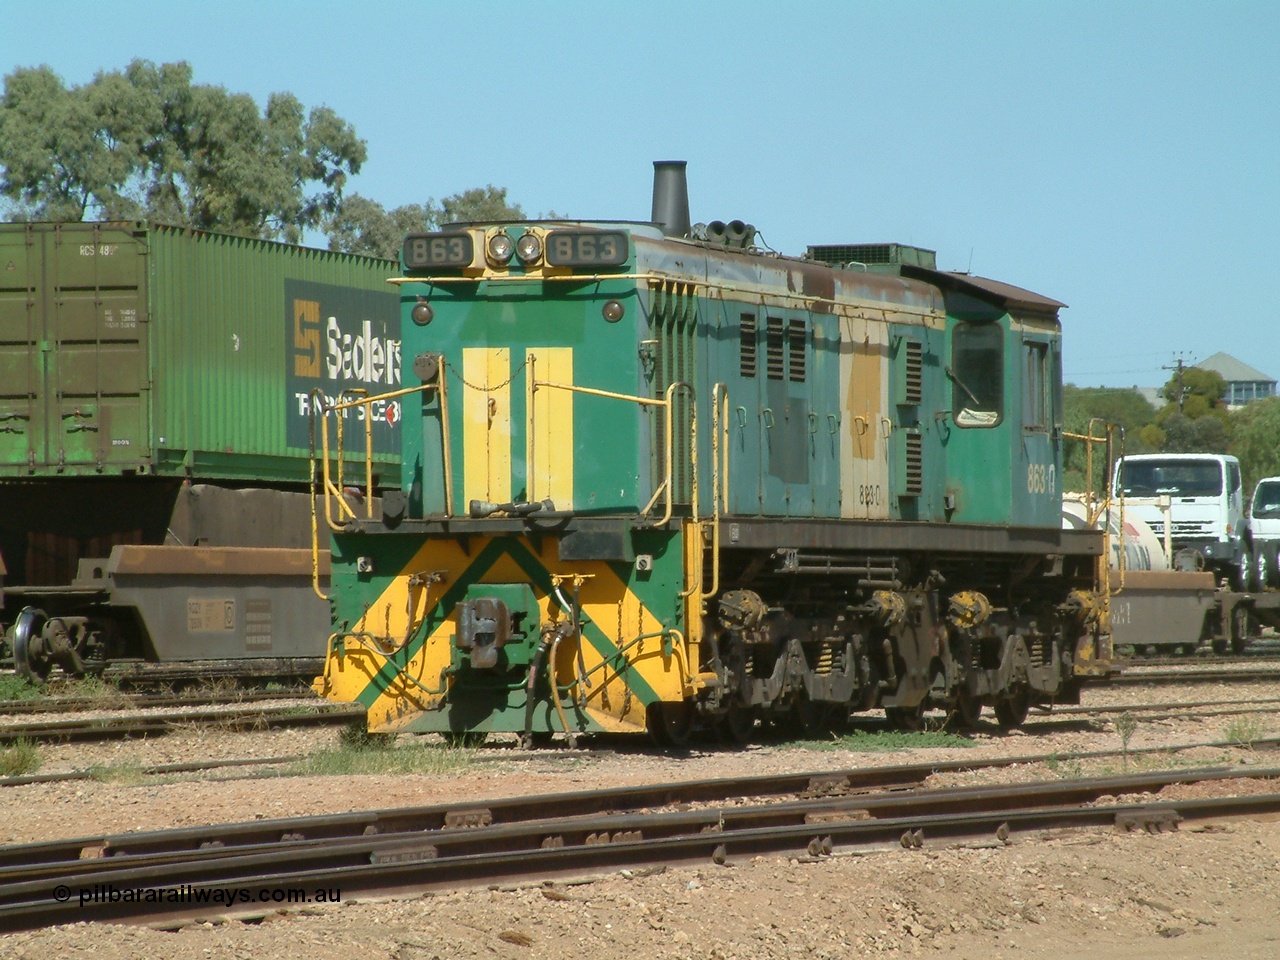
[993,687,1030,729]
[790,697,829,739]
[948,692,983,731]
[714,703,756,745]
[11,608,53,684]
[885,702,926,732]
[648,700,695,748]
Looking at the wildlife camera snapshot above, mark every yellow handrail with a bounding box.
[1062,417,1124,596]
[532,377,697,529]
[307,380,444,603]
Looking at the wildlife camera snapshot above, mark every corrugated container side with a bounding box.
[0,222,401,487]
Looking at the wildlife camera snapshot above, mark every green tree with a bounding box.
[327,185,527,259]
[325,196,432,262]
[1230,396,1280,495]
[0,60,365,243]
[1160,411,1229,453]
[1160,366,1226,411]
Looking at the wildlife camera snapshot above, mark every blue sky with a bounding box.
[5,0,1277,390]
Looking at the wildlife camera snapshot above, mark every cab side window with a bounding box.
[1022,340,1050,431]
[951,323,1003,428]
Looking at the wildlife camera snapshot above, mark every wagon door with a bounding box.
[0,227,40,470]
[0,224,151,475]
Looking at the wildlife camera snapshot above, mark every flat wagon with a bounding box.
[0,222,401,680]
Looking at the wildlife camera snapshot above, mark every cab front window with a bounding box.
[951,323,1003,428]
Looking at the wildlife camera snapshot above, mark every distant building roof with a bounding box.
[1134,386,1163,408]
[1195,352,1274,384]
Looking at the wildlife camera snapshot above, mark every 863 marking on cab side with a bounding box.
[1027,462,1056,495]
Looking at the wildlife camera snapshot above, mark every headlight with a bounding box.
[516,233,542,264]
[487,233,514,264]
[602,300,625,322]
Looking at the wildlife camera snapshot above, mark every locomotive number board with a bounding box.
[545,231,628,267]
[403,232,474,270]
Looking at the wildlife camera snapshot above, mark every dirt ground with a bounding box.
[3,680,1280,959]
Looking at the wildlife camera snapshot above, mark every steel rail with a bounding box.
[0,703,363,744]
[0,767,1277,932]
[0,754,307,789]
[0,689,312,717]
[1045,695,1280,717]
[1104,667,1280,685]
[5,743,1279,872]
[0,765,1265,891]
[6,732,1278,794]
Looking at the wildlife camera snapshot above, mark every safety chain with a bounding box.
[444,356,532,393]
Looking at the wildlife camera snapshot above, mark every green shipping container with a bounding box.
[0,222,401,486]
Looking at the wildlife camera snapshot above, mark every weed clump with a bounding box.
[0,738,42,777]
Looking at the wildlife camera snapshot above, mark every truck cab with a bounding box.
[1248,476,1280,589]
[1113,453,1248,588]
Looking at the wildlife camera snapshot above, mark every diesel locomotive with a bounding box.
[312,162,1114,744]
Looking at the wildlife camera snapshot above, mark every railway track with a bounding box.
[0,702,363,744]
[1125,653,1280,669]
[4,732,1278,791]
[2,683,1273,745]
[0,658,324,691]
[0,761,1277,932]
[0,687,313,717]
[1103,666,1280,685]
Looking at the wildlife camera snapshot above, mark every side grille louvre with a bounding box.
[905,433,923,495]
[766,317,784,380]
[788,319,806,382]
[904,339,922,404]
[739,314,757,378]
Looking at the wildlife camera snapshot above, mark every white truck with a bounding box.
[1248,476,1280,589]
[1112,453,1249,589]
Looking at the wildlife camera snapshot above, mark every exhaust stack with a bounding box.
[651,160,691,238]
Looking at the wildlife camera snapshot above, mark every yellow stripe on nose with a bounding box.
[463,347,512,507]
[526,347,574,509]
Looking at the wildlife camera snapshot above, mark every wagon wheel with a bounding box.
[884,701,926,732]
[993,686,1030,729]
[11,608,53,684]
[714,702,757,745]
[1232,550,1251,592]
[1230,604,1252,655]
[647,700,695,748]
[948,691,983,731]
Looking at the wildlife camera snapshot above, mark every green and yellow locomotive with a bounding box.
[312,162,1112,745]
